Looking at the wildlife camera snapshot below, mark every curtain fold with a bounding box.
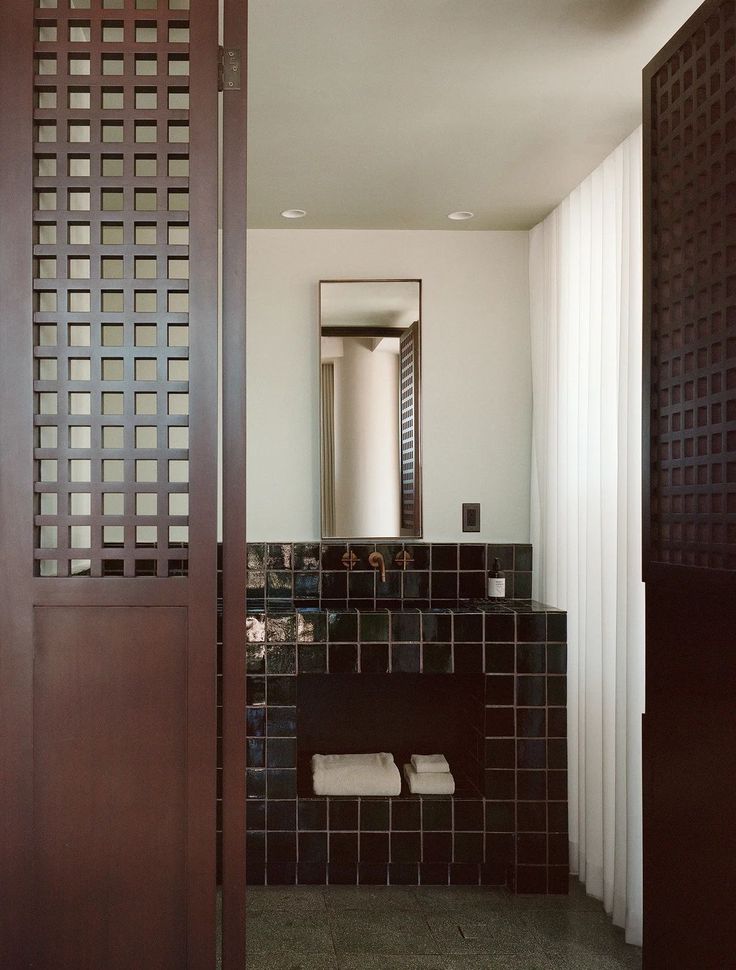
[529,128,644,945]
[320,362,336,535]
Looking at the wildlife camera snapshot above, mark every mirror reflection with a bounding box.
[320,280,421,539]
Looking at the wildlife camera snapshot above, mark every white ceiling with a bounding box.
[247,0,701,230]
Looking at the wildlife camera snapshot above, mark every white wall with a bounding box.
[246,229,531,541]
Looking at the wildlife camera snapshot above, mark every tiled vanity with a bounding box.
[239,543,568,893]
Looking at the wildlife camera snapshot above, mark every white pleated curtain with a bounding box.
[529,128,645,945]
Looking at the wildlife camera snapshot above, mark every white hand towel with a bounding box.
[403,763,455,795]
[311,752,402,797]
[411,754,450,774]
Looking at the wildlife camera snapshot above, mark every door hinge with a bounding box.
[219,46,242,92]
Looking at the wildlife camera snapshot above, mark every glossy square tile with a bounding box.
[329,799,359,831]
[247,543,266,570]
[267,738,297,769]
[299,798,327,831]
[454,613,483,642]
[403,543,430,570]
[295,571,320,600]
[360,800,390,831]
[330,832,359,864]
[360,642,389,673]
[299,642,328,674]
[294,542,321,571]
[360,611,390,642]
[328,610,358,642]
[391,611,420,641]
[298,610,328,643]
[423,642,452,673]
[267,798,297,830]
[391,642,420,672]
[321,543,348,569]
[517,739,546,770]
[322,571,348,600]
[266,643,296,674]
[487,545,515,571]
[422,800,453,831]
[485,801,515,832]
[329,642,359,673]
[459,544,486,570]
[247,798,266,830]
[267,570,293,600]
[268,676,297,705]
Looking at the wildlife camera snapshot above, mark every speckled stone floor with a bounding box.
[238,879,642,969]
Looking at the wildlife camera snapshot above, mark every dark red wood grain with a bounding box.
[0,2,220,966]
[643,2,736,966]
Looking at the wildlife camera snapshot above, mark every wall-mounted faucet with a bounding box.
[368,551,386,583]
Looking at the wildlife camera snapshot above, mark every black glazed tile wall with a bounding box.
[245,541,534,609]
[243,594,568,893]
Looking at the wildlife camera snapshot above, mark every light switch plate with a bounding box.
[462,503,480,533]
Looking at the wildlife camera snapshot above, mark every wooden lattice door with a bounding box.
[399,318,421,536]
[643,1,736,966]
[0,1,224,967]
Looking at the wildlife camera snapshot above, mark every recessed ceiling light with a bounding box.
[281,208,307,219]
[448,210,475,221]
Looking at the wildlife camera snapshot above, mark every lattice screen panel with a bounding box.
[647,0,736,570]
[399,322,419,535]
[32,0,191,578]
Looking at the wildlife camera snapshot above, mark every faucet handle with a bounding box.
[341,550,359,570]
[394,550,414,570]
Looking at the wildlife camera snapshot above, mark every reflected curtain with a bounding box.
[529,128,644,945]
[321,363,336,535]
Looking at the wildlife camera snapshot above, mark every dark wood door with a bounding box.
[0,1,220,967]
[643,2,736,967]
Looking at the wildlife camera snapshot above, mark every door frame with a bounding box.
[221,0,248,966]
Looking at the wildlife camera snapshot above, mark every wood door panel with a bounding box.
[34,606,188,970]
[0,0,221,965]
[643,1,736,966]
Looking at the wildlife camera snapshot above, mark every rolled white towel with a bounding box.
[403,763,455,795]
[311,753,402,797]
[411,754,450,774]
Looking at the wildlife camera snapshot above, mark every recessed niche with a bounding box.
[297,673,483,796]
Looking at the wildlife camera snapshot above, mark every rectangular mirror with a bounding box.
[320,279,422,539]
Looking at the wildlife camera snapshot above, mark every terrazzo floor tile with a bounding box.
[426,911,544,957]
[246,912,335,954]
[414,887,513,917]
[539,943,643,969]
[330,911,440,955]
[524,909,628,953]
[336,955,447,969]
[245,954,339,970]
[443,957,556,969]
[249,886,327,913]
[324,886,422,912]
[240,880,642,969]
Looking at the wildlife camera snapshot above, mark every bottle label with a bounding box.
[488,577,506,598]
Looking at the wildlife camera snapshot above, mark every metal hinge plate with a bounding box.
[219,46,242,91]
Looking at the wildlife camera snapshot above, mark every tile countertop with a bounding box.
[244,601,567,648]
[246,600,565,616]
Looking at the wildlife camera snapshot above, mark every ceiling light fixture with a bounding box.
[448,211,475,221]
[281,208,307,219]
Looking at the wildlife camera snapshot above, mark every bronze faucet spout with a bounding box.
[368,551,386,584]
